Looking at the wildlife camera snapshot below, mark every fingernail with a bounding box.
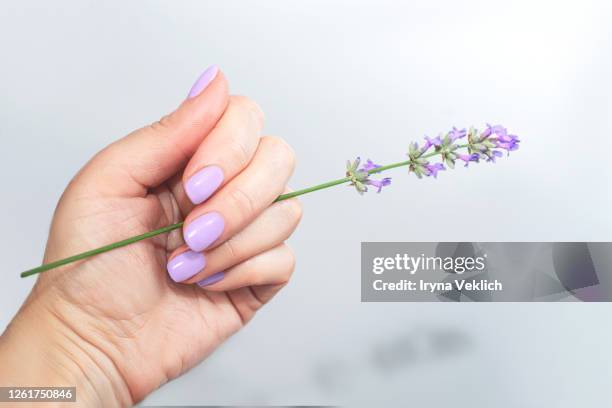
[197,271,225,287]
[187,65,219,98]
[167,250,206,282]
[184,212,225,252]
[185,166,224,205]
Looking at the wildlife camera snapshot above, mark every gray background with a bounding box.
[1,0,612,406]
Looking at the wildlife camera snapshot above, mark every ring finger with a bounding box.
[166,196,302,283]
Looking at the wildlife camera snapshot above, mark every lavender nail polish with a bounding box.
[187,65,219,98]
[185,166,224,205]
[167,250,206,282]
[184,212,225,252]
[197,271,225,287]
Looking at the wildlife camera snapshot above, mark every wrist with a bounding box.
[0,289,132,407]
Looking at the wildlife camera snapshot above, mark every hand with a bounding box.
[0,67,302,407]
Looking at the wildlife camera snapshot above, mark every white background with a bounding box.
[1,1,612,406]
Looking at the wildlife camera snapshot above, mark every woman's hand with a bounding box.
[0,67,302,407]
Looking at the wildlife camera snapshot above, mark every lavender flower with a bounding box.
[366,177,392,193]
[495,134,520,152]
[361,159,381,172]
[360,160,391,193]
[482,123,507,138]
[408,124,519,180]
[347,124,519,195]
[424,162,445,178]
[449,127,467,142]
[422,135,442,152]
[346,157,392,194]
[486,150,504,162]
[456,153,480,167]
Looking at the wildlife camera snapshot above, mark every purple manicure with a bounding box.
[184,212,225,252]
[167,250,206,282]
[185,166,224,205]
[197,271,225,287]
[187,65,219,98]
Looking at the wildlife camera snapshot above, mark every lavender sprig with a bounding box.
[345,123,520,194]
[20,124,520,277]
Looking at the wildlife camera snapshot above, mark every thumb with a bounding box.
[73,65,229,197]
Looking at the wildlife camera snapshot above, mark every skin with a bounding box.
[0,71,301,407]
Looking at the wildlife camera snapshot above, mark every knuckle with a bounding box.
[262,136,296,171]
[281,198,303,225]
[227,134,251,165]
[228,186,256,218]
[232,95,265,126]
[281,245,297,283]
[231,95,255,109]
[221,236,240,260]
[150,113,175,133]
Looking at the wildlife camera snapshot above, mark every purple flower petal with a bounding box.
[449,127,467,142]
[360,159,381,172]
[495,134,520,152]
[456,153,480,167]
[487,150,504,162]
[366,177,392,193]
[424,162,445,178]
[422,135,442,152]
[485,124,508,138]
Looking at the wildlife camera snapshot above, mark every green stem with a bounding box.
[20,223,185,277]
[20,146,464,278]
